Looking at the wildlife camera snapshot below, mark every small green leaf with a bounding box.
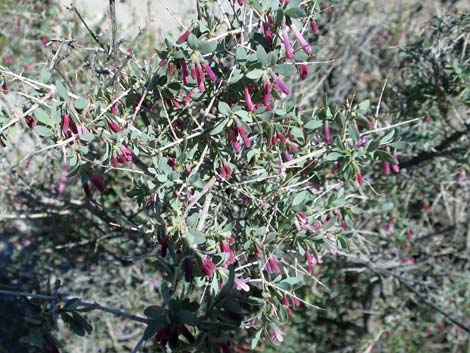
[55,80,69,100]
[256,45,268,67]
[218,101,231,115]
[285,7,307,18]
[79,133,95,142]
[246,69,264,80]
[199,41,217,55]
[304,120,323,130]
[64,298,81,311]
[34,108,52,126]
[273,64,297,77]
[187,34,199,50]
[74,98,88,110]
[34,126,54,137]
[236,47,247,62]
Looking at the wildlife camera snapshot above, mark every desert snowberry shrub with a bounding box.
[0,0,409,352]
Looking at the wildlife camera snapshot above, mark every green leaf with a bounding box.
[40,68,51,84]
[218,101,231,115]
[246,69,265,80]
[210,118,229,136]
[79,133,95,142]
[292,191,306,206]
[285,7,307,18]
[34,125,54,137]
[236,47,247,62]
[256,45,268,67]
[55,80,69,100]
[34,108,52,126]
[64,298,81,311]
[187,33,199,50]
[143,317,165,340]
[304,120,323,130]
[273,64,297,77]
[74,98,88,110]
[199,41,217,55]
[325,151,343,161]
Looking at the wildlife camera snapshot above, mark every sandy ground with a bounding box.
[58,0,195,37]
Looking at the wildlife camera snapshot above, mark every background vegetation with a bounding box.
[0,0,469,352]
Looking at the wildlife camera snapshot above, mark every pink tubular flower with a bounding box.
[230,129,241,153]
[283,295,292,316]
[201,256,217,278]
[203,62,217,81]
[220,163,232,180]
[108,119,123,133]
[324,120,331,143]
[270,327,285,343]
[180,60,190,84]
[244,86,255,111]
[406,229,413,240]
[218,341,232,353]
[61,114,70,135]
[281,23,295,59]
[384,161,391,175]
[234,277,250,292]
[195,62,205,92]
[289,23,312,55]
[356,169,364,186]
[306,251,317,273]
[176,30,190,44]
[90,172,105,193]
[299,63,308,80]
[116,145,133,164]
[237,125,251,148]
[310,19,319,34]
[266,256,281,274]
[262,17,274,45]
[111,103,119,115]
[263,81,272,106]
[1,83,7,95]
[274,76,290,95]
[25,115,36,128]
[283,150,292,161]
[220,241,235,267]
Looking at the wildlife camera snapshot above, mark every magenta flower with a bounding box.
[262,18,274,45]
[275,76,290,95]
[299,63,308,80]
[220,241,235,267]
[168,62,175,75]
[263,81,272,106]
[237,125,251,148]
[310,19,319,34]
[25,115,36,129]
[281,23,295,59]
[356,169,364,186]
[1,83,8,95]
[230,129,241,153]
[90,172,105,193]
[306,251,317,273]
[283,295,293,316]
[218,341,232,353]
[220,163,233,180]
[203,62,217,81]
[324,120,331,143]
[266,256,281,274]
[244,86,255,111]
[384,161,391,175]
[283,150,292,161]
[111,103,119,115]
[195,62,206,92]
[290,23,312,55]
[116,145,133,164]
[108,119,122,133]
[176,30,191,44]
[234,277,250,292]
[201,256,217,278]
[61,114,70,135]
[406,229,413,240]
[180,60,190,84]
[270,327,285,342]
